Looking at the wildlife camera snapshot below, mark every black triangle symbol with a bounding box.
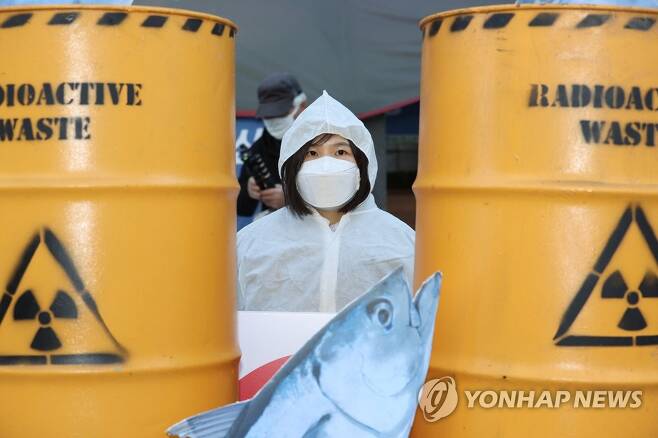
[554,204,658,347]
[0,228,128,365]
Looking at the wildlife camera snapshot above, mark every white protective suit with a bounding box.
[237,91,414,312]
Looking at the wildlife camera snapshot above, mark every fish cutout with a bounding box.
[168,267,442,438]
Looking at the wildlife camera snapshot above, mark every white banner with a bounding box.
[238,311,334,399]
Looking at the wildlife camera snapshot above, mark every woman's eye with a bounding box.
[366,299,394,330]
[307,150,317,157]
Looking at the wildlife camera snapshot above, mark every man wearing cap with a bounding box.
[237,73,307,217]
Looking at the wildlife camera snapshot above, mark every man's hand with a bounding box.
[260,184,285,210]
[247,177,261,200]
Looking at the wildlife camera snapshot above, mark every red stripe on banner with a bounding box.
[239,356,290,400]
[357,96,420,119]
[237,109,257,118]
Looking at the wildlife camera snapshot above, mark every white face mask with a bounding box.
[263,93,306,140]
[296,156,360,210]
[263,114,294,140]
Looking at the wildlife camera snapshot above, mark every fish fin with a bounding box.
[166,401,248,438]
[414,272,442,336]
[414,272,442,365]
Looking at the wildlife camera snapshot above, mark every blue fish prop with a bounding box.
[168,267,442,438]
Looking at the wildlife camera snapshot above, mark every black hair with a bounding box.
[281,134,371,217]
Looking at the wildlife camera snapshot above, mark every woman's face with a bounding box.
[304,134,356,164]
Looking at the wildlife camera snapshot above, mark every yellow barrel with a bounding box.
[0,6,238,437]
[415,5,658,437]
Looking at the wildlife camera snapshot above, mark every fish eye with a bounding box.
[366,299,393,330]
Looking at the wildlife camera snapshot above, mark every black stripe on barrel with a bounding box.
[97,12,127,26]
[429,19,442,37]
[229,27,235,38]
[450,15,473,32]
[484,13,514,29]
[625,16,655,30]
[48,12,79,25]
[183,18,202,32]
[212,23,225,36]
[142,15,168,28]
[577,14,610,28]
[529,12,559,27]
[1,13,31,28]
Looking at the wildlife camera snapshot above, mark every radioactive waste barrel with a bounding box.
[0,6,238,437]
[414,5,658,437]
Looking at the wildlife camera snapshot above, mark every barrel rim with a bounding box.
[419,3,658,29]
[0,4,238,32]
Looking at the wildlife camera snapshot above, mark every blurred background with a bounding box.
[136,0,503,228]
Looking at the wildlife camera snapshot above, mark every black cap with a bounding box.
[256,73,303,119]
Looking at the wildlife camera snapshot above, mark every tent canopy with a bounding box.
[136,0,502,117]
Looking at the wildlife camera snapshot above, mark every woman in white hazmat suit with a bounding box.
[237,91,414,312]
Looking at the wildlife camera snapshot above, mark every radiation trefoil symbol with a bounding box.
[0,228,126,365]
[554,205,658,347]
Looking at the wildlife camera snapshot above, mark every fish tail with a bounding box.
[167,401,248,438]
